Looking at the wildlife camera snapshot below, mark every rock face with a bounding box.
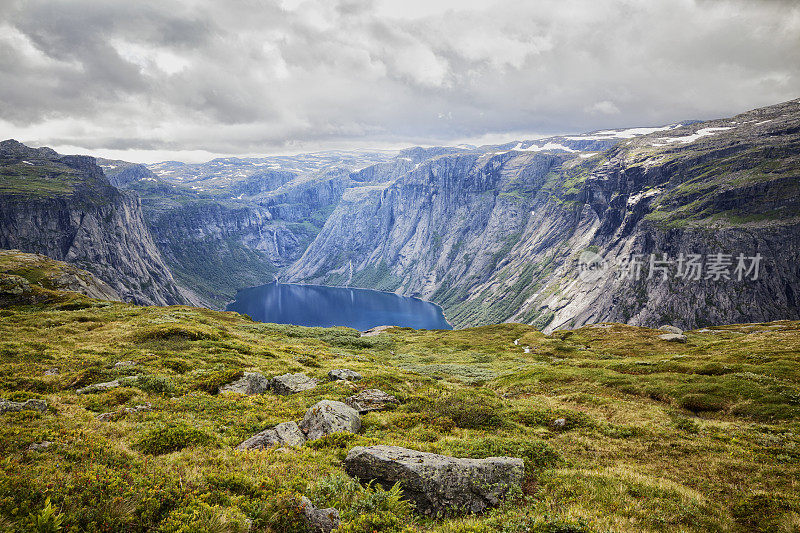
[0,398,47,414]
[0,141,192,306]
[218,372,270,395]
[270,373,318,395]
[299,496,340,533]
[344,445,525,517]
[236,421,306,450]
[285,100,800,331]
[300,400,361,440]
[328,369,362,381]
[345,389,399,413]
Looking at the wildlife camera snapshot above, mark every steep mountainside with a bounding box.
[0,141,193,306]
[287,99,800,330]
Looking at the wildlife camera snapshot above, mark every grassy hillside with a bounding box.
[1,291,799,532]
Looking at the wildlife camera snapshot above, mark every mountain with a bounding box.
[286,99,800,330]
[0,140,193,306]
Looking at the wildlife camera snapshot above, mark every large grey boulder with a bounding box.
[0,398,48,414]
[270,373,318,395]
[219,372,270,395]
[236,421,306,450]
[658,325,684,335]
[300,400,361,440]
[344,445,524,517]
[345,389,399,413]
[328,369,362,381]
[299,496,340,533]
[658,333,687,343]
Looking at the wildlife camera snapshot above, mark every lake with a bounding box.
[226,282,452,330]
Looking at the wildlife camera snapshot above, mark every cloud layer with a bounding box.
[1,0,798,161]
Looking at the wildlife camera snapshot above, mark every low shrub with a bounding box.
[84,387,137,412]
[134,375,176,395]
[514,408,595,431]
[449,437,561,479]
[428,390,504,430]
[135,422,213,455]
[190,369,243,395]
[678,393,728,413]
[731,493,800,533]
[163,358,193,374]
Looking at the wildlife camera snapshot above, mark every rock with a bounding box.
[345,389,399,413]
[122,403,153,414]
[96,412,116,422]
[270,373,318,395]
[344,445,524,517]
[552,418,566,428]
[76,379,121,394]
[659,325,684,335]
[300,400,361,440]
[219,372,270,395]
[658,333,687,343]
[0,398,48,414]
[43,368,59,376]
[327,369,362,381]
[114,360,136,368]
[299,496,340,533]
[97,402,152,422]
[28,441,52,451]
[360,325,393,337]
[236,421,306,450]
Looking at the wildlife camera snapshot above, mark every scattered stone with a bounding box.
[44,368,59,376]
[96,412,116,422]
[28,441,52,451]
[0,398,47,414]
[300,400,361,440]
[345,389,399,413]
[299,496,340,533]
[344,445,524,517]
[96,402,153,422]
[361,325,393,337]
[123,402,153,414]
[328,369,362,381]
[219,372,270,395]
[658,325,684,335]
[270,373,318,395]
[552,418,566,428]
[236,421,306,450]
[523,346,531,353]
[658,333,687,343]
[114,360,137,368]
[76,379,121,394]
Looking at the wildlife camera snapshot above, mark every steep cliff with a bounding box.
[287,99,800,330]
[0,141,192,306]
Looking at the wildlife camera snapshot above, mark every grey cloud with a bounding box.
[0,0,798,158]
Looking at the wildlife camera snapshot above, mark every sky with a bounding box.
[0,0,798,163]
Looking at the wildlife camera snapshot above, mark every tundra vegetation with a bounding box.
[0,266,799,532]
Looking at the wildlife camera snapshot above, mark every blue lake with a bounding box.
[226,282,452,330]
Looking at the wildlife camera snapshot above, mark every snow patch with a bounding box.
[652,127,733,146]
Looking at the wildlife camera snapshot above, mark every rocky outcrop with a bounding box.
[344,445,524,516]
[218,372,270,395]
[0,140,192,306]
[299,400,361,440]
[299,496,340,533]
[0,398,48,414]
[76,380,123,394]
[236,421,306,450]
[327,369,362,381]
[345,389,398,413]
[270,373,318,395]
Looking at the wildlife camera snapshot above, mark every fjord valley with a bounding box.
[1,98,800,533]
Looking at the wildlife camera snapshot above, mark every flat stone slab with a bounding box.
[300,400,361,440]
[328,369,363,381]
[236,421,306,450]
[360,325,393,337]
[0,398,47,414]
[344,445,524,517]
[219,372,270,395]
[658,333,687,343]
[270,373,318,395]
[345,389,399,413]
[76,380,121,394]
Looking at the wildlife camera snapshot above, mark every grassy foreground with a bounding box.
[1,293,799,532]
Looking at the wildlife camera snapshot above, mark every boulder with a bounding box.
[28,441,53,451]
[299,496,340,533]
[236,421,306,450]
[219,372,270,395]
[658,333,687,343]
[0,398,47,414]
[658,325,684,335]
[328,369,363,381]
[114,360,137,368]
[76,379,121,394]
[344,445,524,517]
[345,389,399,413]
[361,325,393,337]
[270,373,318,395]
[300,400,361,440]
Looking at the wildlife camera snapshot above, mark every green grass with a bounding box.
[0,284,799,531]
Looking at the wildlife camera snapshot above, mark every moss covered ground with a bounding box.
[0,290,799,531]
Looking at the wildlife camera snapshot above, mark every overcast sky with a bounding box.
[1,0,798,163]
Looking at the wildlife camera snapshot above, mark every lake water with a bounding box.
[226,282,452,330]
